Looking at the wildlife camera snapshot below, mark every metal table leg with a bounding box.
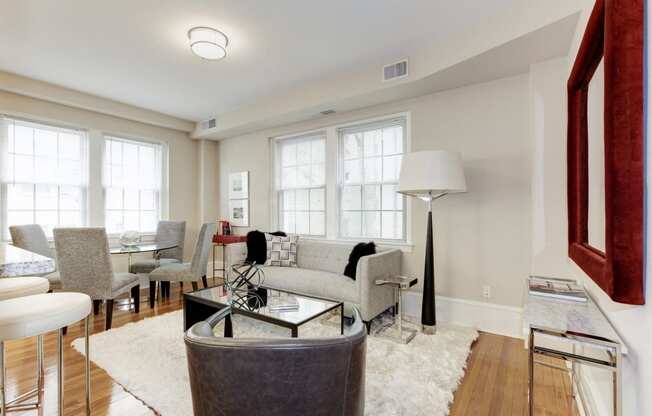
[528,328,534,416]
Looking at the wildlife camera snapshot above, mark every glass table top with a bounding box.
[110,241,178,254]
[0,242,56,277]
[186,285,342,326]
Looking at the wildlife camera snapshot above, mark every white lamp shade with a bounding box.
[398,150,467,196]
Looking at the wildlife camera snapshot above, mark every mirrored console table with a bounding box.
[523,277,626,416]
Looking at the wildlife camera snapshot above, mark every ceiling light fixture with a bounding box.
[188,26,228,60]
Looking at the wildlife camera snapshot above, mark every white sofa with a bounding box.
[225,239,401,325]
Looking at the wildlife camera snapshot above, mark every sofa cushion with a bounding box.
[296,241,352,275]
[261,266,357,303]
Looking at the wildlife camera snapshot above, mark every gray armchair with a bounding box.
[149,222,217,307]
[9,224,61,290]
[184,307,367,416]
[53,227,140,329]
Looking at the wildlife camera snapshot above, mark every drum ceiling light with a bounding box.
[188,27,228,60]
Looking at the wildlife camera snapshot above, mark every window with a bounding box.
[274,133,326,236]
[271,114,409,243]
[0,117,88,239]
[338,119,405,240]
[103,136,163,234]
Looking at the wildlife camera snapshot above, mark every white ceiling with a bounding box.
[0,0,532,122]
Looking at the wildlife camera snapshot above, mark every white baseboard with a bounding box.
[401,291,523,339]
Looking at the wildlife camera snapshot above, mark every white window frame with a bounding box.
[0,116,89,240]
[272,131,327,237]
[337,117,408,242]
[270,112,412,247]
[0,112,171,243]
[102,134,168,236]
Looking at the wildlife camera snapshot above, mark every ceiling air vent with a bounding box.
[383,59,408,82]
[199,118,217,130]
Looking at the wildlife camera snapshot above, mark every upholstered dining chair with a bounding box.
[149,222,216,307]
[129,220,186,298]
[9,224,61,290]
[184,307,367,416]
[53,227,141,330]
[129,220,186,274]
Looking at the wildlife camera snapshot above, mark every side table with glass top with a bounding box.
[375,275,418,344]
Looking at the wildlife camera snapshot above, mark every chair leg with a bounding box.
[202,275,208,288]
[131,285,140,313]
[149,282,156,308]
[105,300,114,330]
[191,281,199,291]
[57,328,64,415]
[179,282,183,292]
[160,282,169,299]
[92,300,101,315]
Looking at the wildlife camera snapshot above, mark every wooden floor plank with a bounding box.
[3,281,576,416]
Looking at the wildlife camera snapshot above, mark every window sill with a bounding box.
[298,236,414,253]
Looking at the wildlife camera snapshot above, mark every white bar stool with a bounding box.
[0,276,50,412]
[0,292,92,415]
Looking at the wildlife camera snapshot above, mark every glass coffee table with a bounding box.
[183,285,344,338]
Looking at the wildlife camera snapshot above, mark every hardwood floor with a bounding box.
[5,282,577,415]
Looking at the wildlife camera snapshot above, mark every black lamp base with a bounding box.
[421,210,436,334]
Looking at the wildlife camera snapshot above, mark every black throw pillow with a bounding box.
[246,230,288,265]
[344,242,376,279]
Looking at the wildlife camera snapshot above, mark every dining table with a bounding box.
[109,241,180,304]
[0,242,55,278]
[109,241,179,269]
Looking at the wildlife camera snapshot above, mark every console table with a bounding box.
[523,278,626,416]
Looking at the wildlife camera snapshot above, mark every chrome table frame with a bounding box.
[528,325,622,416]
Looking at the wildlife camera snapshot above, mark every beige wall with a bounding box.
[0,89,202,263]
[217,74,532,308]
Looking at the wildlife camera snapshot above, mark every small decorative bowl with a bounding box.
[119,230,141,247]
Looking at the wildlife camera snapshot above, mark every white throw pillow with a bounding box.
[265,234,299,267]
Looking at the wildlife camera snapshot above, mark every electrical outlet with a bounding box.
[482,285,491,299]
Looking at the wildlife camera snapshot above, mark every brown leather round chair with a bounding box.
[184,307,367,416]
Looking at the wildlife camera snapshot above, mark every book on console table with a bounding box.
[528,275,588,303]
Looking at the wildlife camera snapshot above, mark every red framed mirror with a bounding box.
[567,0,644,304]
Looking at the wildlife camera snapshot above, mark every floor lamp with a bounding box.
[398,150,467,334]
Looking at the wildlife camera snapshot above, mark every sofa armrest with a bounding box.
[356,249,402,322]
[224,242,247,273]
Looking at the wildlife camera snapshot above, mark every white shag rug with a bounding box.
[72,310,477,416]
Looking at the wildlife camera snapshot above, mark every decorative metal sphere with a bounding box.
[225,262,266,311]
